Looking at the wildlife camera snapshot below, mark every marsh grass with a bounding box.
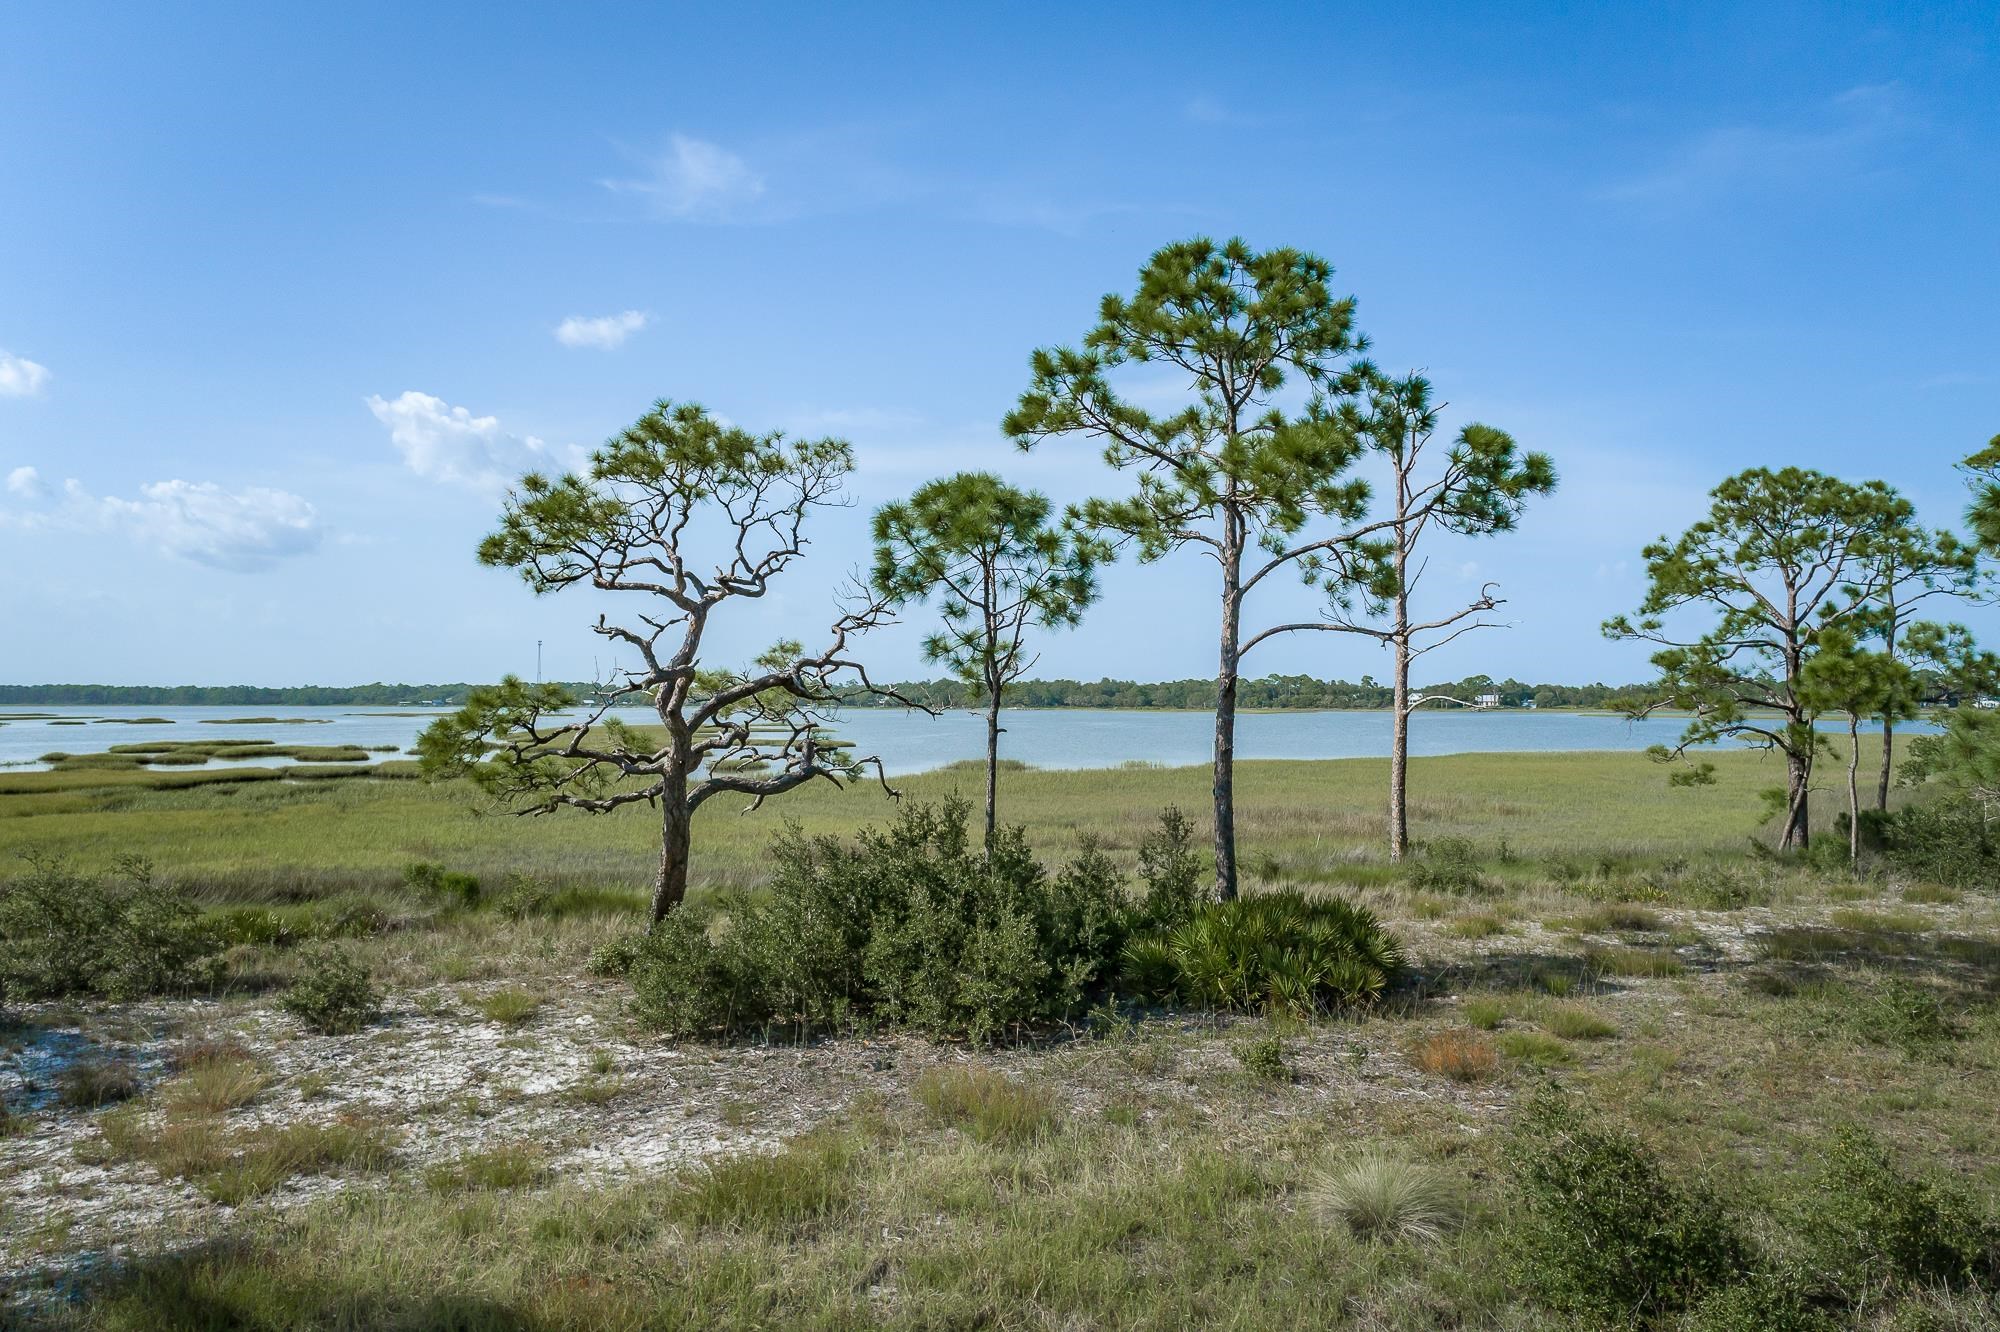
[57,1059,143,1109]
[913,1066,1057,1144]
[423,1143,551,1193]
[474,988,542,1027]
[1539,1003,1617,1040]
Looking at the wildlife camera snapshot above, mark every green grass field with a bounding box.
[0,744,1820,897]
[6,739,1997,1330]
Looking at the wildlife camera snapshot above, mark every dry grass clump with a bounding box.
[1307,1150,1460,1244]
[1411,1030,1498,1083]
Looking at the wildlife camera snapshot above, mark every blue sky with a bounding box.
[2,2,1995,688]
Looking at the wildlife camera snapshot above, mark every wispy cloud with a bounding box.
[599,133,767,222]
[366,390,583,491]
[1916,369,1994,390]
[555,310,649,349]
[1,472,322,571]
[1602,83,1917,207]
[0,351,51,398]
[591,125,1168,236]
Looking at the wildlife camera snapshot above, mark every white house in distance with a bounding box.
[1476,692,1504,709]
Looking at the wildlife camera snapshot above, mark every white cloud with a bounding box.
[1603,83,1916,207]
[0,351,51,398]
[100,481,321,571]
[0,472,321,571]
[555,310,649,349]
[600,134,766,222]
[366,390,582,491]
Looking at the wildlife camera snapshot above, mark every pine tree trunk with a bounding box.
[648,776,692,927]
[1390,644,1411,863]
[1876,719,1894,812]
[1781,746,1811,851]
[1213,537,1242,902]
[1847,721,1862,868]
[983,685,1001,859]
[1388,526,1412,863]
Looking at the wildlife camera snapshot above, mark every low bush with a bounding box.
[0,854,222,1003]
[1231,1033,1291,1083]
[402,860,481,908]
[1877,797,2000,892]
[631,798,1139,1041]
[1120,890,1403,1015]
[1406,837,1492,895]
[585,933,643,978]
[1506,1089,1750,1324]
[1804,1126,1998,1293]
[280,943,381,1034]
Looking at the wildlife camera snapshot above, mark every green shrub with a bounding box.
[585,933,643,978]
[280,943,381,1035]
[630,798,1134,1041]
[1804,1126,1997,1293]
[1877,798,2000,891]
[493,874,555,922]
[1231,1033,1291,1083]
[1682,1272,1832,1332]
[402,860,481,908]
[1406,837,1492,895]
[1122,890,1403,1015]
[0,854,222,1003]
[627,905,745,1038]
[1507,1089,1750,1323]
[1134,805,1206,927]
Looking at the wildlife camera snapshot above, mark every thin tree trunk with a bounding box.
[1214,537,1242,902]
[1876,719,1894,812]
[1390,643,1411,863]
[1388,516,1412,863]
[983,683,1001,859]
[1847,720,1862,868]
[1781,746,1811,851]
[648,771,692,927]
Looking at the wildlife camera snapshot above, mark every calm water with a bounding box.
[0,704,1935,776]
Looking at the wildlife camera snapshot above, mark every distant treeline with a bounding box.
[854,675,1638,710]
[0,683,580,707]
[1,676,1641,711]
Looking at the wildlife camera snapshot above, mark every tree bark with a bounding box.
[1780,746,1811,851]
[983,683,1001,858]
[649,771,692,927]
[1388,510,1412,863]
[1877,720,1894,813]
[1846,721,1862,868]
[1214,534,1242,902]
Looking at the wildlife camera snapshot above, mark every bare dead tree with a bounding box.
[1318,372,1554,860]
